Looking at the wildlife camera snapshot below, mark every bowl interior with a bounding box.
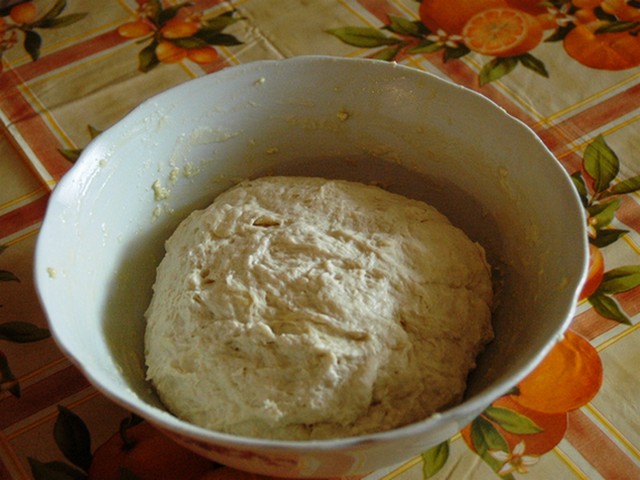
[35,56,587,447]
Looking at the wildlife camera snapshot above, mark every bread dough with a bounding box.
[144,176,493,440]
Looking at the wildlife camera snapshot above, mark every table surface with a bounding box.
[1,1,639,479]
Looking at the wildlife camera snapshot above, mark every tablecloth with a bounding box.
[1,0,639,479]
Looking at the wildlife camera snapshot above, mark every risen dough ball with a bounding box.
[144,176,493,440]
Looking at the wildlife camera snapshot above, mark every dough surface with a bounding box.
[144,176,493,440]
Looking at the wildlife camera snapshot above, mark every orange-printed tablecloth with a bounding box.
[1,1,639,479]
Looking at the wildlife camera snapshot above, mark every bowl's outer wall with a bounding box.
[35,56,587,477]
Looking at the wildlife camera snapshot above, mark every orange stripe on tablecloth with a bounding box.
[0,193,49,240]
[565,409,640,479]
[0,365,90,430]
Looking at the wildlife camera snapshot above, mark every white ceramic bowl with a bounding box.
[35,56,587,478]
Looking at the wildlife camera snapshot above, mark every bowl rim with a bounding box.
[35,54,588,450]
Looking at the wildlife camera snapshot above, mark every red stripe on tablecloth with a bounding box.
[1,2,240,88]
[572,290,639,342]
[355,0,403,19]
[0,72,72,182]
[570,308,617,341]
[612,198,640,314]
[426,54,590,177]
[0,365,90,430]
[553,83,640,143]
[571,196,640,333]
[554,149,584,176]
[352,2,635,177]
[613,195,640,235]
[192,56,232,75]
[0,461,11,480]
[0,68,33,120]
[615,288,640,319]
[199,0,233,11]
[565,409,640,479]
[0,30,130,185]
[0,193,49,240]
[1,30,128,88]
[0,366,89,429]
[384,38,589,176]
[537,84,640,175]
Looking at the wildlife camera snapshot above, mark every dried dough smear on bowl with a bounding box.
[144,175,494,440]
[35,56,587,478]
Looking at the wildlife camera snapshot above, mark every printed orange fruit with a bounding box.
[579,243,604,301]
[156,40,188,63]
[10,2,37,24]
[564,21,640,70]
[510,329,603,414]
[462,7,543,57]
[419,0,508,34]
[117,20,154,38]
[461,396,567,456]
[161,18,200,39]
[88,421,213,479]
[187,46,219,64]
